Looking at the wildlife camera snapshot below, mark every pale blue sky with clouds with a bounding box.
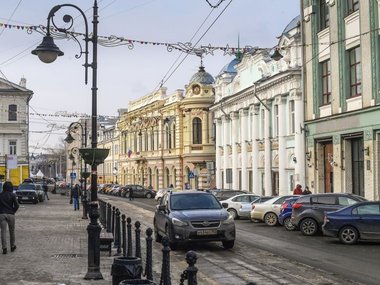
[0,0,300,152]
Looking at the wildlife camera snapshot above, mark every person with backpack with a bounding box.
[71,184,81,211]
[0,181,19,254]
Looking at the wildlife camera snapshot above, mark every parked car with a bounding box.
[123,185,156,199]
[16,183,39,204]
[250,195,297,226]
[153,191,235,249]
[220,194,261,219]
[238,196,274,219]
[155,187,181,203]
[278,196,302,231]
[213,190,247,201]
[291,193,366,236]
[322,201,380,244]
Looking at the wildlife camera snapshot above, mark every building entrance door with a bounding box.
[323,142,334,193]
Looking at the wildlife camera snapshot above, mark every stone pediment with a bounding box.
[0,78,31,93]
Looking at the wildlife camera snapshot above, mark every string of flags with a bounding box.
[0,21,261,56]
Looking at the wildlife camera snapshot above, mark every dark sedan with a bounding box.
[322,201,380,244]
[123,184,156,199]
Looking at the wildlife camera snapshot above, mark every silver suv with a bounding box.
[153,191,236,249]
[291,193,366,236]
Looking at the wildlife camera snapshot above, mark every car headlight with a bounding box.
[172,217,188,227]
[222,213,235,225]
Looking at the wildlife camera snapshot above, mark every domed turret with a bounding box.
[189,66,215,85]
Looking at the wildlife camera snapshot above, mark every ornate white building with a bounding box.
[211,16,305,196]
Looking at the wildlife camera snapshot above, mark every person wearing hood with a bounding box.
[0,181,19,254]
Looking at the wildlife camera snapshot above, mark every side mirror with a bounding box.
[157,205,167,212]
[222,202,228,208]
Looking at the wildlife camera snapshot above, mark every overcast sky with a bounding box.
[0,0,300,153]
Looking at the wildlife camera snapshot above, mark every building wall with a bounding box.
[212,17,303,195]
[302,1,380,199]
[0,78,33,186]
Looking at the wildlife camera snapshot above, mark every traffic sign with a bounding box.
[188,171,195,179]
[70,172,76,179]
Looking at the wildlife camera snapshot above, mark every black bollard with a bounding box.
[145,228,153,281]
[111,206,116,236]
[127,217,132,257]
[114,209,122,255]
[106,203,112,233]
[160,236,172,285]
[122,214,127,257]
[135,221,141,258]
[185,251,198,285]
[99,200,105,227]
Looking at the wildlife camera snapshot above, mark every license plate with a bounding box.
[22,197,29,200]
[197,229,217,236]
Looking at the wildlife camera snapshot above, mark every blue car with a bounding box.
[278,196,301,231]
[322,201,380,245]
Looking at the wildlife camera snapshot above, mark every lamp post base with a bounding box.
[84,202,103,280]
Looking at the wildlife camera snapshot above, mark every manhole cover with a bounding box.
[52,253,81,259]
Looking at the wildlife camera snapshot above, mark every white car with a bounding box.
[250,195,296,226]
[220,194,260,219]
[238,196,275,219]
[155,187,181,202]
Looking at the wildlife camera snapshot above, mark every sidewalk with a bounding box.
[0,193,114,285]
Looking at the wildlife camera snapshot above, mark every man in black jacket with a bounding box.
[0,181,19,254]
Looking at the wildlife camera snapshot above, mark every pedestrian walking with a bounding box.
[42,178,49,200]
[129,187,134,201]
[293,184,303,195]
[71,184,81,211]
[0,181,19,254]
[303,186,312,195]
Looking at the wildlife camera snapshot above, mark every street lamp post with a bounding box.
[65,121,89,220]
[32,1,109,280]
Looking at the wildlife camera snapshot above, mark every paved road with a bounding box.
[102,194,379,284]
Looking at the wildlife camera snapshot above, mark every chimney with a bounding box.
[19,77,26,88]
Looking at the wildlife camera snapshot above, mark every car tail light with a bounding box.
[281,202,289,210]
[292,203,302,209]
[251,205,255,210]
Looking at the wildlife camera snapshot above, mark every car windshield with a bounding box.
[170,194,222,210]
[18,184,35,190]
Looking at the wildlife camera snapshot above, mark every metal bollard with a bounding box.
[160,236,172,285]
[179,251,198,285]
[127,217,132,257]
[145,228,153,281]
[107,203,112,233]
[111,206,116,236]
[99,200,105,227]
[122,214,127,257]
[114,209,122,255]
[135,221,141,258]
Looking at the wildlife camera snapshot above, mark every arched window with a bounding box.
[172,124,176,149]
[165,125,172,149]
[151,127,155,150]
[192,117,202,144]
[8,104,17,121]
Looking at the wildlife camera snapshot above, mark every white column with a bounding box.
[278,96,287,195]
[264,104,272,196]
[215,118,223,188]
[251,105,260,193]
[293,90,306,186]
[223,116,230,188]
[240,109,249,191]
[202,111,208,144]
[231,112,239,190]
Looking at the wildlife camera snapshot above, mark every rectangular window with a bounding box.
[349,46,362,97]
[8,104,17,121]
[320,0,330,30]
[9,141,16,155]
[274,105,279,137]
[321,59,331,105]
[289,101,295,135]
[347,0,359,15]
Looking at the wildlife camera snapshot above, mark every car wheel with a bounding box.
[339,226,359,245]
[222,240,235,249]
[284,217,296,231]
[146,193,152,199]
[300,218,318,236]
[227,209,238,220]
[165,225,177,250]
[264,212,278,226]
[154,224,162,243]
